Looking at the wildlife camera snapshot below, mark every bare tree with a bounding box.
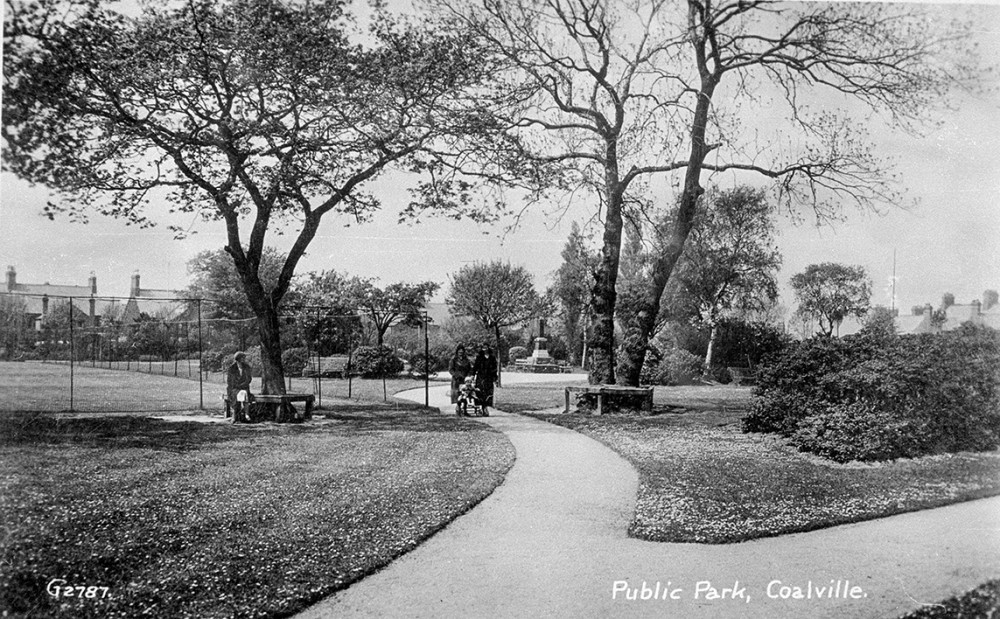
[437,0,979,385]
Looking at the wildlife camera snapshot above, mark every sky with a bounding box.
[1,1,998,319]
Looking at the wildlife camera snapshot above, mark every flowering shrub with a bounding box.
[743,323,1000,462]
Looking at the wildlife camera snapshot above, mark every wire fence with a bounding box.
[0,292,432,413]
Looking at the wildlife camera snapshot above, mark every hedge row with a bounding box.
[743,323,1000,462]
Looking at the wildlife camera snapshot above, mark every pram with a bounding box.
[456,376,486,417]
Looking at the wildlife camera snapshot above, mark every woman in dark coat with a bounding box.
[472,346,498,415]
[448,345,472,408]
[226,351,253,423]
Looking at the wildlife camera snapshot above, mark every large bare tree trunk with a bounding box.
[587,150,625,385]
[258,304,294,421]
[617,62,719,386]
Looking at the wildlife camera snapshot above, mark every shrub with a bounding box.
[202,346,239,372]
[282,347,310,376]
[641,347,703,386]
[408,351,443,377]
[351,345,403,378]
[743,324,1000,462]
[508,346,529,362]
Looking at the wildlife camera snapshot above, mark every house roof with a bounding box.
[10,283,93,298]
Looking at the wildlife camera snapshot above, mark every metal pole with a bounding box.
[69,298,74,412]
[197,299,203,410]
[424,312,429,408]
[316,307,322,408]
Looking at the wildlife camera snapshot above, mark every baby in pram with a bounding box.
[456,376,483,417]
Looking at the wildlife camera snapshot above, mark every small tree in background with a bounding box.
[350,279,440,347]
[941,292,956,309]
[549,222,597,366]
[983,290,999,311]
[448,261,543,386]
[791,263,872,337]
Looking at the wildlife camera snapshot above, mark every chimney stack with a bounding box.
[5,266,15,291]
[88,272,97,295]
[130,271,140,298]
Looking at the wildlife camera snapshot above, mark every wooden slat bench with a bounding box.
[225,393,315,420]
[564,385,654,415]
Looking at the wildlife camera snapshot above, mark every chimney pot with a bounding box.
[130,271,140,298]
[5,266,15,291]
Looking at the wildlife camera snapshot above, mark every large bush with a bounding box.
[508,346,529,362]
[351,345,403,378]
[743,323,1000,462]
[641,346,703,385]
[282,347,310,376]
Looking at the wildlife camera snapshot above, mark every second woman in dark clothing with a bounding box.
[473,346,499,416]
[448,345,473,410]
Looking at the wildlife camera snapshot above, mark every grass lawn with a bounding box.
[525,385,1000,544]
[0,411,514,618]
[0,361,442,414]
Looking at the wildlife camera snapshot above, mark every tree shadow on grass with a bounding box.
[0,414,253,449]
[318,411,494,434]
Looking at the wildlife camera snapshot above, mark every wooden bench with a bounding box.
[225,392,315,420]
[302,356,350,378]
[564,385,654,415]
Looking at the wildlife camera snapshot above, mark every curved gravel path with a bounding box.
[295,375,1000,619]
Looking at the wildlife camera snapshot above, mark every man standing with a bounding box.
[227,351,253,423]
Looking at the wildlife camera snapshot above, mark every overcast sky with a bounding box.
[1,1,998,318]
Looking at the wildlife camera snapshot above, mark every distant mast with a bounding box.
[891,249,896,313]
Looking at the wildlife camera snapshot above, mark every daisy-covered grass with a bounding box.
[526,387,1000,544]
[0,412,514,618]
[897,579,1000,618]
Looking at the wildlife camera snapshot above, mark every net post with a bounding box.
[69,297,75,412]
[197,299,203,410]
[424,311,429,408]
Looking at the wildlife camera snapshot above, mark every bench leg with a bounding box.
[565,389,570,414]
[596,393,603,416]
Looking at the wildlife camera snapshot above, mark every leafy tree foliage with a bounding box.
[448,261,543,381]
[3,0,524,411]
[438,0,980,385]
[663,186,781,370]
[185,248,288,320]
[0,294,33,360]
[791,263,872,337]
[548,222,597,366]
[350,279,439,347]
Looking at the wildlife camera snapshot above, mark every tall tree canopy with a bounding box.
[437,0,979,385]
[3,0,525,407]
[791,262,872,337]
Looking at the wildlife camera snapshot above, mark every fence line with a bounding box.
[0,292,431,413]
